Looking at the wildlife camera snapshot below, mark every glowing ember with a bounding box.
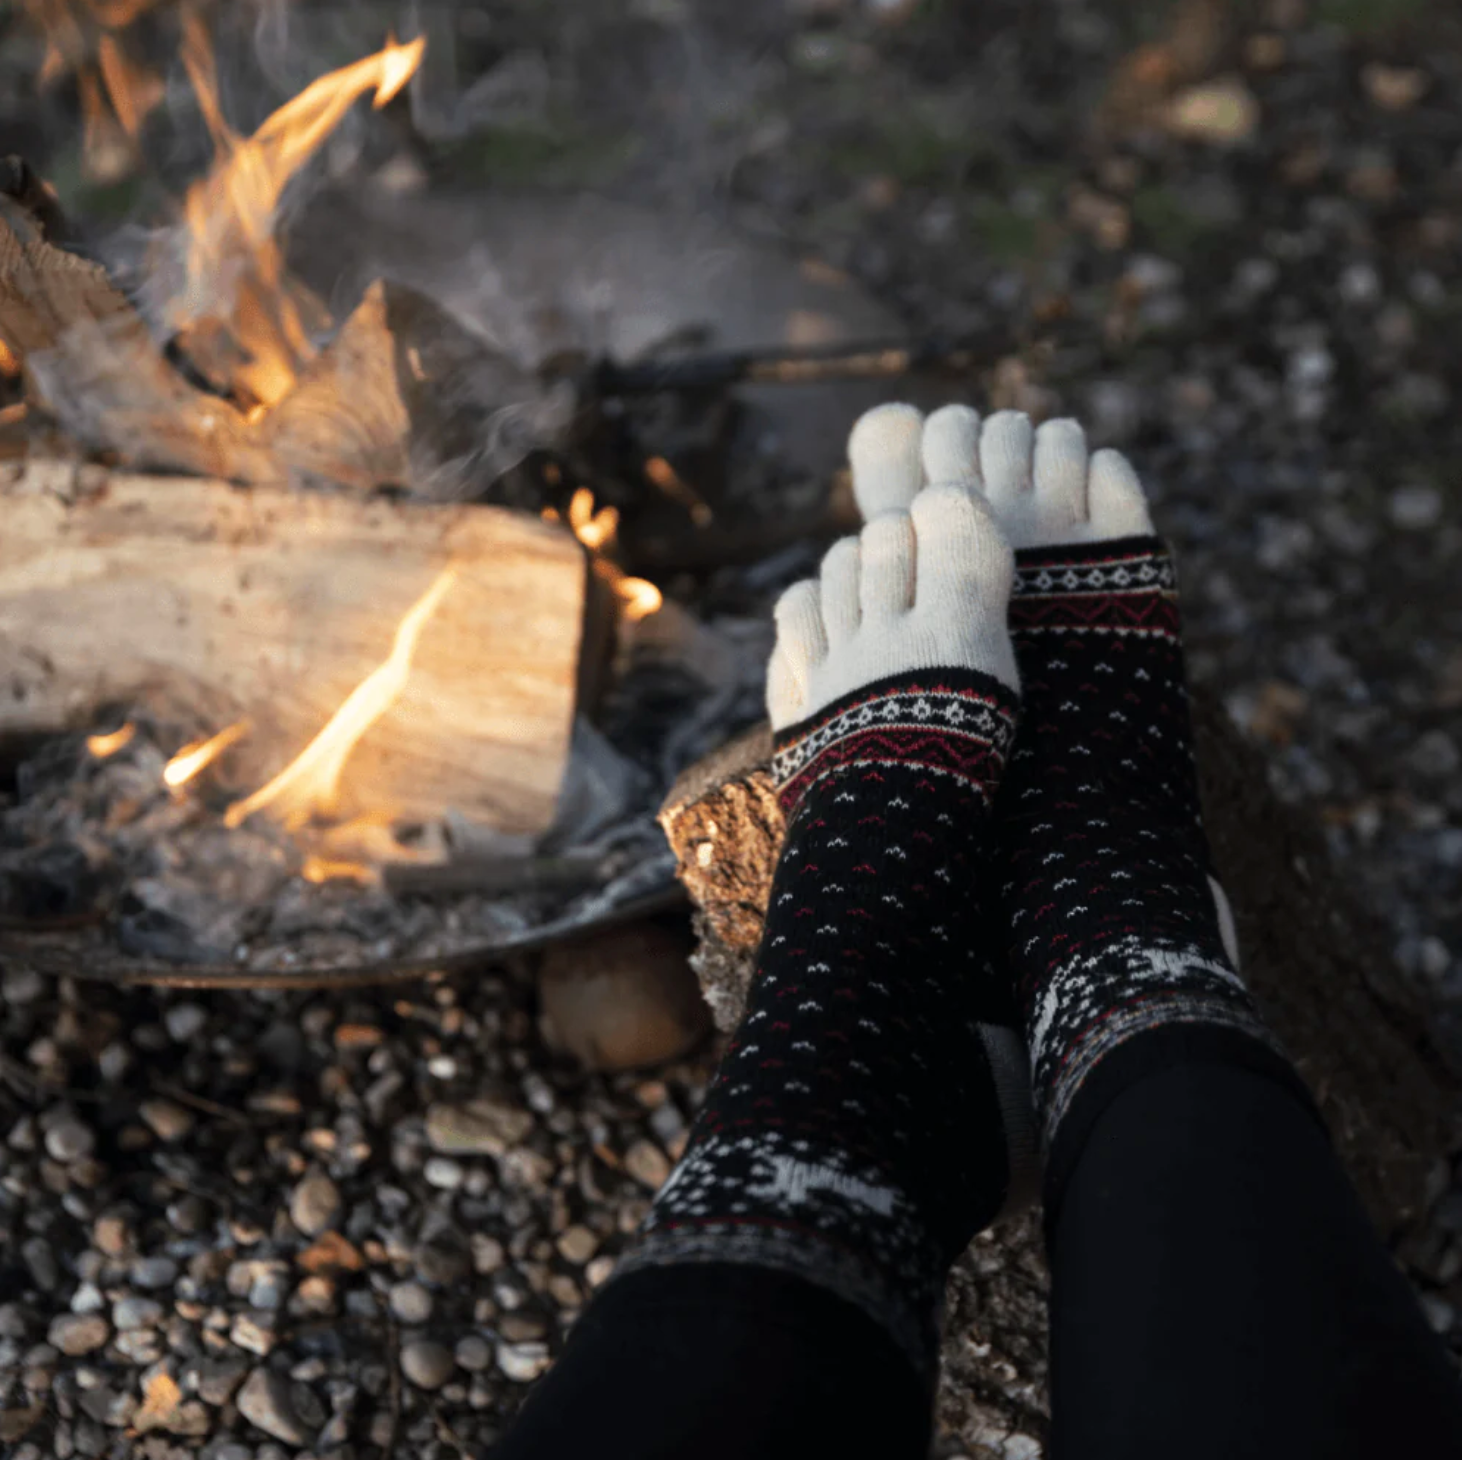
[0,339,19,377]
[172,25,426,411]
[616,576,663,622]
[224,566,456,831]
[644,456,713,527]
[86,722,136,758]
[163,719,250,788]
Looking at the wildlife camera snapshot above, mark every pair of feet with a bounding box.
[625,401,1289,1379]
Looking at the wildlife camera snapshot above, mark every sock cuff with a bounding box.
[771,667,1020,816]
[1041,1022,1322,1236]
[613,1219,943,1381]
[1010,536,1181,639]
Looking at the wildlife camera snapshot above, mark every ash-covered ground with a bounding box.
[4,2,1462,1457]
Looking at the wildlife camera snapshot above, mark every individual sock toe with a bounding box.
[770,579,828,730]
[1086,449,1155,538]
[849,404,925,519]
[1032,419,1089,534]
[978,412,1035,519]
[765,645,805,730]
[921,404,983,493]
[910,485,1018,691]
[819,536,862,649]
[859,511,918,624]
[910,484,1012,610]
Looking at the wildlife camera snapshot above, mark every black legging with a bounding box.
[492,1062,1462,1459]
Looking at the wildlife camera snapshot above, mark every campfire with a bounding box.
[0,8,783,985]
[0,1,949,984]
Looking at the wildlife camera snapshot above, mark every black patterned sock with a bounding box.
[616,669,1035,1379]
[1001,536,1315,1212]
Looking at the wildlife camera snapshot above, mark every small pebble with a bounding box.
[497,1340,551,1383]
[112,1296,163,1331]
[400,1339,455,1390]
[555,1226,599,1265]
[624,1140,672,1190]
[423,1156,465,1190]
[139,1099,195,1142]
[388,1281,434,1325]
[47,1313,109,1357]
[289,1169,341,1237]
[236,1368,312,1446]
[44,1117,95,1164]
[455,1334,493,1372]
[130,1256,179,1290]
[164,1003,209,1042]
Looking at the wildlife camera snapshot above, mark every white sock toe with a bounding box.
[1087,449,1155,538]
[771,578,828,726]
[819,536,863,649]
[979,412,1035,518]
[921,404,983,492]
[859,511,918,624]
[1032,419,1089,536]
[765,645,806,729]
[848,403,925,519]
[911,485,1020,692]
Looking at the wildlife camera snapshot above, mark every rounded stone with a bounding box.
[44,1118,95,1164]
[400,1339,455,1391]
[387,1281,433,1325]
[47,1313,109,1357]
[288,1169,341,1237]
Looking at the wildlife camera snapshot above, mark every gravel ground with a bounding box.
[5,0,1462,1454]
[0,964,709,1458]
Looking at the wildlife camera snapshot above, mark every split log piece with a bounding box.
[0,460,589,834]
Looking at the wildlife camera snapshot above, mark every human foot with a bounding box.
[620,433,1034,1382]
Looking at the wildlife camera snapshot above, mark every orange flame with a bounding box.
[301,855,378,886]
[163,719,250,788]
[224,566,456,831]
[87,722,136,757]
[0,339,19,377]
[25,0,163,180]
[172,25,426,411]
[616,576,663,622]
[566,487,619,551]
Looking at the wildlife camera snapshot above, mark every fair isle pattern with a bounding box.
[1032,935,1282,1140]
[1002,535,1280,1160]
[619,1130,942,1371]
[630,666,1023,1381]
[1011,539,1181,640]
[771,677,1018,814]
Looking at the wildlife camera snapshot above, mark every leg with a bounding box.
[1051,1061,1462,1459]
[496,410,1033,1457]
[902,405,1462,1458]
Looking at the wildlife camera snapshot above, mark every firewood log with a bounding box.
[0,460,589,834]
[657,693,1461,1450]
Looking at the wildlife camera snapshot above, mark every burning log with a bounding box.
[658,692,1461,1448]
[0,460,589,836]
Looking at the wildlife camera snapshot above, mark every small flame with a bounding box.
[87,722,136,758]
[25,1,163,180]
[172,26,426,411]
[567,487,619,552]
[616,576,663,622]
[163,719,250,788]
[301,855,379,886]
[0,339,19,377]
[224,566,456,830]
